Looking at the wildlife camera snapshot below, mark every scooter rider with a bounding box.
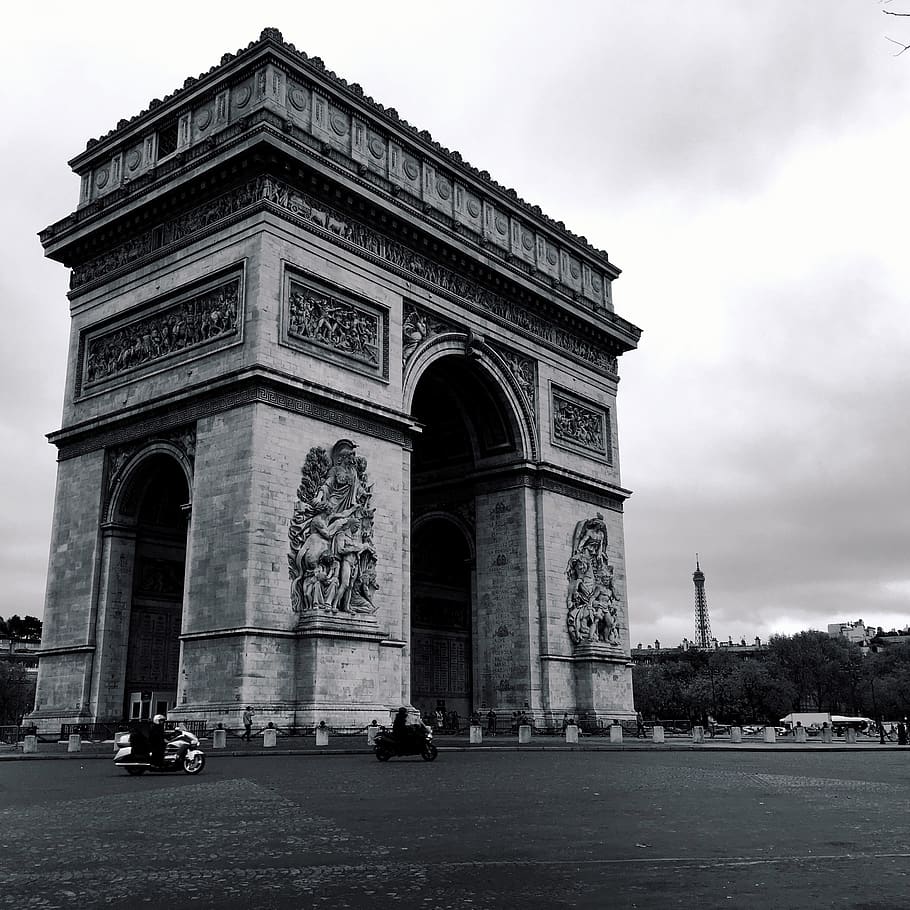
[392,706,409,744]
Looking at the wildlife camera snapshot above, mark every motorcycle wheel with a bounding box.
[182,753,205,775]
[375,748,391,762]
[126,767,146,776]
[421,743,439,762]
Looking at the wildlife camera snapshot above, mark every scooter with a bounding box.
[373,725,438,762]
[114,726,206,775]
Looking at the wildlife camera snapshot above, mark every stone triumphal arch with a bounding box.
[31,29,641,733]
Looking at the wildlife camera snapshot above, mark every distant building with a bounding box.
[631,636,765,663]
[0,638,41,669]
[868,626,910,653]
[827,619,873,648]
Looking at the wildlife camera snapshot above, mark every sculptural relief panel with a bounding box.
[71,174,618,375]
[401,302,459,364]
[80,274,242,394]
[550,385,611,461]
[565,514,622,647]
[283,270,389,381]
[288,439,379,618]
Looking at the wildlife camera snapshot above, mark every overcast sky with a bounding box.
[3,2,909,648]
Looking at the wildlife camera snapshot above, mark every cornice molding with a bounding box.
[50,368,419,461]
[63,28,616,273]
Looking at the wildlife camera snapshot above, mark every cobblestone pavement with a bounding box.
[1,751,909,908]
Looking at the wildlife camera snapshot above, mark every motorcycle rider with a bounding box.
[149,714,168,768]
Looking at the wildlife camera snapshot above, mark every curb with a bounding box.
[2,741,907,762]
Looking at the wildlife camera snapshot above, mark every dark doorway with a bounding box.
[410,517,473,722]
[122,456,188,720]
[409,355,521,724]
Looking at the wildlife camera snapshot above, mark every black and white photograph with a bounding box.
[2,3,910,907]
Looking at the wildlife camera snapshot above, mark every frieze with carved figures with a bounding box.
[287,280,380,369]
[83,278,240,389]
[551,388,610,459]
[72,175,620,375]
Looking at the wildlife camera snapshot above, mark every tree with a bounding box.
[864,640,910,720]
[1,615,42,642]
[884,6,910,56]
[767,632,861,713]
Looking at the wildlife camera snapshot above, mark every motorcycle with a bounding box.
[373,725,439,762]
[114,726,206,775]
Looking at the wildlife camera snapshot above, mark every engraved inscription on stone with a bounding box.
[287,280,380,367]
[83,278,240,388]
[552,388,610,457]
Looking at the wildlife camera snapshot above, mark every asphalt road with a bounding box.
[1,749,909,909]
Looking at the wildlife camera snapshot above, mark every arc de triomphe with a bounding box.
[31,28,641,733]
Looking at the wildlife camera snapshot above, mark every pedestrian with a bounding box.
[242,706,254,742]
[877,718,887,745]
[434,708,443,731]
[897,721,907,746]
[486,708,497,736]
[636,711,646,738]
[562,713,570,732]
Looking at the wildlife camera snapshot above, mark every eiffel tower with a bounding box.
[693,555,712,650]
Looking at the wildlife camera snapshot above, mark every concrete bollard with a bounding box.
[651,724,665,743]
[469,724,483,744]
[23,735,38,754]
[213,729,226,749]
[610,723,623,744]
[263,728,277,748]
[692,725,705,744]
[367,725,379,745]
[845,728,857,744]
[565,724,579,744]
[764,726,776,743]
[518,724,531,744]
[67,734,81,753]
[821,726,833,744]
[730,726,742,743]
[315,726,329,746]
[795,726,808,743]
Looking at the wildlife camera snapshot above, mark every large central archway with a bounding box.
[408,350,530,724]
[118,454,189,721]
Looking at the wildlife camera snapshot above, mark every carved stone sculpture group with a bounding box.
[288,284,379,365]
[565,514,621,646]
[84,280,240,385]
[288,439,379,616]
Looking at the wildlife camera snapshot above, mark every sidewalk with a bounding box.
[2,732,907,761]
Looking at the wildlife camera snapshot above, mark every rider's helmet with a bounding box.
[153,714,166,724]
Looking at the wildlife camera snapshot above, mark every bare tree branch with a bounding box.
[885,35,910,54]
[883,9,910,15]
